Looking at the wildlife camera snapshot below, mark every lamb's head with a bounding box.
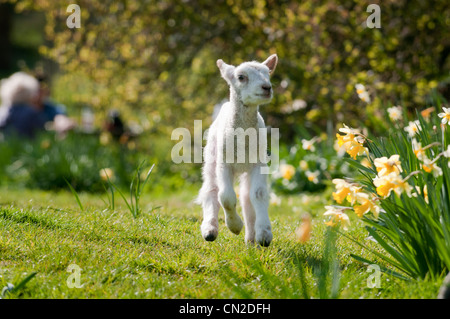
[217,54,278,106]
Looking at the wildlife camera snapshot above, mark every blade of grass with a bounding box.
[64,178,84,211]
[1,272,38,298]
[350,254,410,280]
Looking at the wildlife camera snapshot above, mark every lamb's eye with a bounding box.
[237,75,246,81]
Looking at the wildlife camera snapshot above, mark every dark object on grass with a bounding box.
[105,109,125,140]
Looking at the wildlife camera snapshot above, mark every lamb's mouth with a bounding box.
[256,93,272,99]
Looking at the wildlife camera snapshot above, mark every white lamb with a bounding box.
[196,54,278,247]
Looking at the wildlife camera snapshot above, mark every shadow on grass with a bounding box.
[218,228,341,299]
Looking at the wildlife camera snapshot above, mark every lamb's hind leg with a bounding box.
[239,173,256,244]
[217,164,243,235]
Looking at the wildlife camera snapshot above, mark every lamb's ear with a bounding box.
[217,59,235,84]
[262,54,278,74]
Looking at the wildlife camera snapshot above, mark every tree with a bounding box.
[4,0,450,138]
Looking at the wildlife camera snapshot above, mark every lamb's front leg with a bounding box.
[217,164,243,235]
[250,166,272,247]
[199,161,220,241]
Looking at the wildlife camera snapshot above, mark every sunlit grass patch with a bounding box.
[0,186,444,299]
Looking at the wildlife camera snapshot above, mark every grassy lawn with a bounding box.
[0,185,444,299]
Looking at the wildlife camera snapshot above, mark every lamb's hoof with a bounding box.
[204,232,217,241]
[256,228,272,247]
[201,223,218,242]
[258,238,271,247]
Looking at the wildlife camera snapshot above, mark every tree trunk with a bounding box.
[0,3,14,71]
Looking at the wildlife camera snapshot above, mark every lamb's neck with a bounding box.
[229,90,259,126]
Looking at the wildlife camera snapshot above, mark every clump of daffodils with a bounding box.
[325,110,449,231]
[411,139,446,176]
[325,154,413,229]
[363,154,414,199]
[324,178,381,229]
[412,139,447,173]
[324,107,450,279]
[324,125,382,229]
[405,106,450,174]
[325,126,415,230]
[331,178,361,204]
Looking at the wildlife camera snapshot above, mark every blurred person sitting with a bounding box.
[0,72,47,139]
[34,73,76,137]
[34,73,67,122]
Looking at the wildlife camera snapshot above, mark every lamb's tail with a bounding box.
[193,189,204,206]
[194,166,218,206]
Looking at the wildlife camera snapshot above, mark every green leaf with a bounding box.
[64,178,84,212]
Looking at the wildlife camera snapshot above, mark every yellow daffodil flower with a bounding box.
[306,170,320,184]
[100,168,115,182]
[323,206,351,231]
[301,137,317,152]
[336,124,368,159]
[373,172,413,198]
[412,139,427,160]
[420,107,435,120]
[438,107,450,125]
[353,192,381,219]
[280,163,296,180]
[332,179,352,204]
[374,155,402,176]
[355,83,371,103]
[421,158,443,177]
[404,120,421,137]
[387,106,402,121]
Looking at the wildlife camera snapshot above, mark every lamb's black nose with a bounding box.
[262,85,272,92]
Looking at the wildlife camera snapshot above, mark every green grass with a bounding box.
[0,186,444,299]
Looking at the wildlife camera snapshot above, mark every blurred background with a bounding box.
[0,0,449,195]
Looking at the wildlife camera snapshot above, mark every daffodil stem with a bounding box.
[422,142,441,151]
[430,153,444,165]
[402,170,422,182]
[330,205,353,211]
[356,133,373,143]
